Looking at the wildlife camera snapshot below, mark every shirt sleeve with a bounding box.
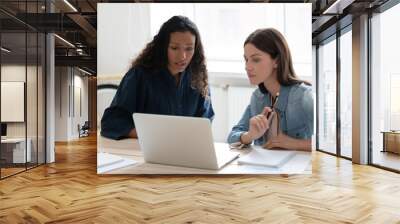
[227,104,251,144]
[301,87,314,139]
[100,68,141,140]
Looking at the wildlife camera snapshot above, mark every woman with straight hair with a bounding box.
[101,15,214,140]
[227,28,313,151]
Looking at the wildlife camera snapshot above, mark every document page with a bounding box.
[237,147,295,168]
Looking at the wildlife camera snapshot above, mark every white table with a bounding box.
[98,135,312,175]
[1,138,31,163]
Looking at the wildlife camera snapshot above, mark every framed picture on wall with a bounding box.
[1,81,25,122]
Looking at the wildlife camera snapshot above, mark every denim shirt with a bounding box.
[227,83,314,146]
[101,66,214,140]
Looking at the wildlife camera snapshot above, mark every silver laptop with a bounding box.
[133,113,239,170]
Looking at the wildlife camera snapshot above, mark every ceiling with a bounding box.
[0,0,392,75]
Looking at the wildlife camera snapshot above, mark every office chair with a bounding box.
[79,121,90,138]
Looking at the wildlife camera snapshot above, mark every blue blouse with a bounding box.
[101,66,214,140]
[227,83,314,146]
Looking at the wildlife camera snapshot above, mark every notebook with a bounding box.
[98,153,124,168]
[97,153,137,174]
[237,147,296,168]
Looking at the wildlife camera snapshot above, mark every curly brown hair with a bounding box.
[132,16,209,97]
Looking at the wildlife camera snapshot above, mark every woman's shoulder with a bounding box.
[118,66,150,88]
[288,83,312,100]
[287,83,313,114]
[248,88,263,104]
[251,88,265,99]
[124,65,160,81]
[126,65,148,76]
[290,82,312,92]
[249,88,268,108]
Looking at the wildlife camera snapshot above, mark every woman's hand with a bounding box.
[263,133,311,151]
[240,107,272,144]
[263,133,288,149]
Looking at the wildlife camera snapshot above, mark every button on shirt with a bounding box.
[101,66,214,140]
[227,83,314,146]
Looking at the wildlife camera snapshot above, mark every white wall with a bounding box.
[1,64,46,163]
[1,65,33,137]
[210,84,255,142]
[97,3,151,77]
[72,73,89,138]
[55,67,89,141]
[55,67,68,141]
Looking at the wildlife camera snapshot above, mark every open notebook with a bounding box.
[238,147,296,168]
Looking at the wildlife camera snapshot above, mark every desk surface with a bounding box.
[98,135,312,175]
[1,137,27,143]
[381,131,400,134]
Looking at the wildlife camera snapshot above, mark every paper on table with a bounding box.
[97,153,137,174]
[97,152,124,168]
[237,147,295,168]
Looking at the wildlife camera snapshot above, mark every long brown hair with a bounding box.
[244,28,311,86]
[132,15,209,97]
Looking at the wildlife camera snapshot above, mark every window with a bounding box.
[149,3,312,80]
[318,36,337,154]
[340,28,352,158]
[371,3,400,171]
[0,1,47,179]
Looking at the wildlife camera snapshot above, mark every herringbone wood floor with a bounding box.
[1,135,400,224]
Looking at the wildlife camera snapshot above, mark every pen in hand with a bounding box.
[265,92,279,120]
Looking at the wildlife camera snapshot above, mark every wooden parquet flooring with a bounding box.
[1,135,400,223]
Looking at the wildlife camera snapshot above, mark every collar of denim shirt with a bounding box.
[258,83,290,114]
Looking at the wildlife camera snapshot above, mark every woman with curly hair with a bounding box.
[101,16,214,140]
